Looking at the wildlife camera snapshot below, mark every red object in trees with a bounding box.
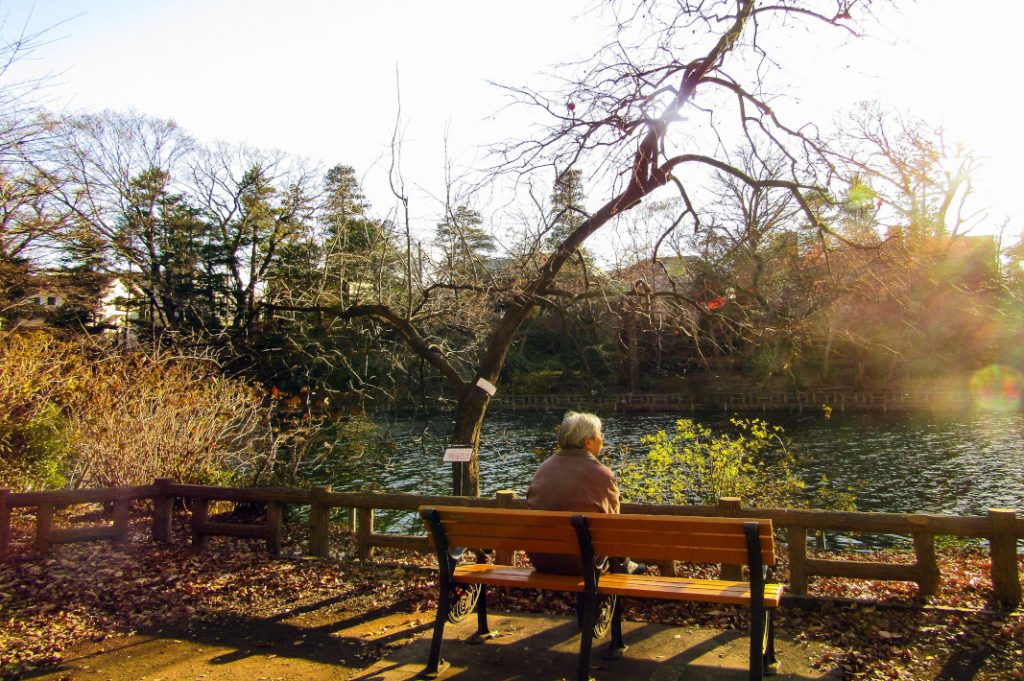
[706,296,726,311]
[567,102,576,112]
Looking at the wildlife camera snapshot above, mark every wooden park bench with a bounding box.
[419,506,783,681]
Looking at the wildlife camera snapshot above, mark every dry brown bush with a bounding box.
[0,331,276,489]
[64,351,273,487]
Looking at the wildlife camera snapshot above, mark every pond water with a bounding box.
[313,410,1024,537]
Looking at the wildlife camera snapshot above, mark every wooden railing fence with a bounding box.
[1,482,1020,608]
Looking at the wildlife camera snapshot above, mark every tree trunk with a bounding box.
[450,382,490,496]
[446,299,538,496]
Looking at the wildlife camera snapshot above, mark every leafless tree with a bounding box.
[274,0,880,495]
[821,104,998,384]
[0,12,60,165]
[0,14,71,313]
[40,112,194,330]
[831,102,985,242]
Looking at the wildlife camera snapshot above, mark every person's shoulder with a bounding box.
[533,453,562,473]
[586,457,616,477]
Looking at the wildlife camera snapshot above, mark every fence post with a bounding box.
[718,497,743,580]
[908,514,940,596]
[309,485,332,558]
[495,490,516,565]
[988,508,1022,609]
[152,478,173,544]
[35,503,54,554]
[788,525,808,595]
[113,499,131,545]
[357,508,374,560]
[0,489,10,558]
[266,501,283,556]
[191,497,209,552]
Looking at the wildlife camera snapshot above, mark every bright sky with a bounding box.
[5,0,1023,248]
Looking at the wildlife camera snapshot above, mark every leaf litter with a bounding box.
[0,513,1020,680]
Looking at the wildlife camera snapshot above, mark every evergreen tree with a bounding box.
[548,169,585,247]
[221,166,316,330]
[321,164,394,304]
[117,167,213,331]
[435,205,494,282]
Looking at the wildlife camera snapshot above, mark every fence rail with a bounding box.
[490,390,977,413]
[1,482,1020,608]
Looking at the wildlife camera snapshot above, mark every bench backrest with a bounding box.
[421,506,775,566]
[422,506,582,556]
[584,513,776,566]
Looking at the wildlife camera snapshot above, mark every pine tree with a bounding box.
[548,169,585,247]
[117,167,213,330]
[435,205,495,281]
[321,164,394,304]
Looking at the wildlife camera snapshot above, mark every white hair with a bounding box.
[557,411,603,449]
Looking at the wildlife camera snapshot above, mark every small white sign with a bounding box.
[443,447,473,462]
[475,377,497,396]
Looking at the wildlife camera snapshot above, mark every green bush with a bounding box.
[617,417,807,508]
[0,401,69,490]
[0,333,77,490]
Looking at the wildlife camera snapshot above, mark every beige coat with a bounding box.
[525,448,619,573]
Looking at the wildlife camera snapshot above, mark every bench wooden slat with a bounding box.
[590,541,775,565]
[430,506,580,555]
[586,514,773,533]
[585,522,770,544]
[598,573,784,607]
[588,528,769,548]
[453,564,585,592]
[443,535,579,554]
[593,543,755,565]
[587,515,776,565]
[441,522,578,542]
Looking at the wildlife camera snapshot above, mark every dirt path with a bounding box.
[30,595,427,681]
[31,608,842,681]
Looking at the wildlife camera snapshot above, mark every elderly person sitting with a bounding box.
[526,411,627,574]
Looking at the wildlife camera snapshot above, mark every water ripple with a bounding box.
[322,411,1024,526]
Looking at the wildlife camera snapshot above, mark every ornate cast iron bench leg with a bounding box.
[749,602,766,681]
[575,593,615,639]
[447,582,480,624]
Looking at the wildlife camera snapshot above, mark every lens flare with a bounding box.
[969,365,1023,412]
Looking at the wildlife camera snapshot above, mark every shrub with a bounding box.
[0,331,277,489]
[64,352,274,487]
[0,333,78,490]
[617,417,807,508]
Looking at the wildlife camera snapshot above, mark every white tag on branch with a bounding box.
[443,447,473,462]
[475,377,497,396]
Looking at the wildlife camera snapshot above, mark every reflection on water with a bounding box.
[317,410,1024,534]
